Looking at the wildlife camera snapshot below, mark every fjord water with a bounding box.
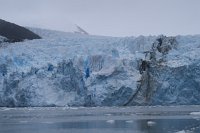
[0,106,200,133]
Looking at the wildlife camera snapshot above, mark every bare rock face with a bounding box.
[152,35,178,55]
[0,19,41,43]
[124,36,178,106]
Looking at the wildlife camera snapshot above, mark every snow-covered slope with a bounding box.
[0,36,7,43]
[0,28,200,107]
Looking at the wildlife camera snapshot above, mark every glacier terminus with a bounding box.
[0,25,200,107]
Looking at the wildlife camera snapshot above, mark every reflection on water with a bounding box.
[0,106,200,133]
[1,119,200,133]
[137,119,200,133]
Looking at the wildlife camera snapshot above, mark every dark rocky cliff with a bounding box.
[0,19,41,43]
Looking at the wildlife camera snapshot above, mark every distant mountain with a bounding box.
[21,18,89,35]
[0,19,41,43]
[75,25,89,35]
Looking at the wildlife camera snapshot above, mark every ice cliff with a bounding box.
[0,27,200,107]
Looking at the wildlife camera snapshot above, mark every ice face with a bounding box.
[0,28,200,107]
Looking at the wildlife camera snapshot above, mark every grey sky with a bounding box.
[0,0,200,37]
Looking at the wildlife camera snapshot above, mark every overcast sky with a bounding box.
[0,0,200,37]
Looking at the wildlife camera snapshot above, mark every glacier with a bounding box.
[0,28,200,107]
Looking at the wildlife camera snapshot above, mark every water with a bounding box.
[0,106,200,133]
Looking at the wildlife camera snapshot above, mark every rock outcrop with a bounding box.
[0,19,41,43]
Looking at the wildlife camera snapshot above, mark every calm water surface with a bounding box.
[0,106,200,133]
